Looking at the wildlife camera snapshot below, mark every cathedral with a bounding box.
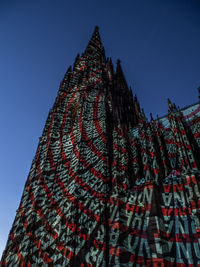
[1,27,200,266]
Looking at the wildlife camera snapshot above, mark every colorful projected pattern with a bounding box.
[1,27,200,266]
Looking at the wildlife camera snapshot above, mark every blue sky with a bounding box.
[0,0,200,257]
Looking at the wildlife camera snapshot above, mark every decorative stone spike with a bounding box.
[168,98,173,110]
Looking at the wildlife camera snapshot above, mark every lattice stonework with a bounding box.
[2,27,200,266]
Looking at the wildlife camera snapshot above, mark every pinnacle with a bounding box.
[63,65,72,80]
[168,98,173,110]
[85,26,105,57]
[94,25,99,31]
[67,65,72,73]
[115,59,129,92]
[116,59,123,77]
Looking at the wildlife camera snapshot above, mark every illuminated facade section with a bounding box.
[1,27,200,266]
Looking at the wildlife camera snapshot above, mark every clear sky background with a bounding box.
[0,0,200,258]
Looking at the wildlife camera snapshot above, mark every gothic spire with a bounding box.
[84,26,105,57]
[115,59,129,92]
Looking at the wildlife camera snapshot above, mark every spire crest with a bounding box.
[168,98,173,111]
[115,59,129,92]
[85,26,105,57]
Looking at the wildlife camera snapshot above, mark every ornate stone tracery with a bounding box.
[2,27,200,266]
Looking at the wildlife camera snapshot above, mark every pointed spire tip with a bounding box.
[84,25,105,57]
[67,65,72,72]
[168,98,173,110]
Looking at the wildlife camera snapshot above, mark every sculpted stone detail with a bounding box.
[2,27,200,266]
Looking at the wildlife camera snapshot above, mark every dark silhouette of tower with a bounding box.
[2,27,200,266]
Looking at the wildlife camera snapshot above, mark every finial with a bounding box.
[74,53,80,63]
[139,108,147,123]
[95,25,99,30]
[173,103,177,110]
[168,98,173,110]
[109,57,113,67]
[73,53,80,70]
[134,94,141,113]
[115,59,129,92]
[142,108,146,119]
[67,66,72,73]
[116,59,123,74]
[64,65,72,78]
[150,113,154,121]
[129,87,133,96]
[62,65,72,85]
[108,57,114,73]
